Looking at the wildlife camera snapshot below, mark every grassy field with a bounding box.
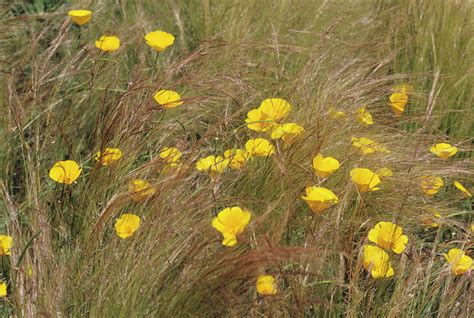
[0,0,472,316]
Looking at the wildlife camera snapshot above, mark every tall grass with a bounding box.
[0,0,472,316]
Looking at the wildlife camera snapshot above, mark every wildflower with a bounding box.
[330,108,346,119]
[429,143,458,159]
[0,235,13,256]
[392,83,413,95]
[245,98,291,132]
[95,35,120,52]
[224,149,251,170]
[68,10,92,26]
[256,275,277,296]
[312,154,340,178]
[95,148,122,166]
[245,138,275,157]
[471,223,474,233]
[153,90,183,109]
[129,179,156,201]
[301,186,339,214]
[454,181,472,198]
[362,245,394,278]
[389,92,408,116]
[144,30,175,52]
[420,176,443,196]
[211,207,251,247]
[0,282,6,297]
[350,168,381,192]
[376,167,393,178]
[196,155,229,175]
[420,211,442,228]
[115,214,141,239]
[270,123,305,144]
[159,147,182,164]
[368,222,408,254]
[351,137,390,155]
[444,248,473,275]
[356,107,373,125]
[49,160,82,184]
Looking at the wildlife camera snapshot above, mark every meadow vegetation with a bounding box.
[0,0,472,316]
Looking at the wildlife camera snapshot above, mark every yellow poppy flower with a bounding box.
[420,176,443,196]
[95,35,120,52]
[49,160,82,185]
[454,181,472,198]
[368,221,408,254]
[429,143,458,159]
[258,98,291,121]
[362,245,394,279]
[471,223,474,233]
[68,10,92,26]
[312,154,340,178]
[389,93,408,116]
[301,186,339,214]
[351,137,390,155]
[144,30,175,52]
[153,90,183,109]
[224,149,251,170]
[115,214,141,239]
[196,155,229,175]
[0,282,6,297]
[356,107,373,125]
[256,275,277,296]
[350,168,381,192]
[376,167,393,178]
[245,108,276,132]
[95,148,122,166]
[270,123,304,144]
[444,248,473,275]
[159,147,182,164]
[128,179,156,201]
[211,207,251,247]
[245,138,275,157]
[0,235,13,256]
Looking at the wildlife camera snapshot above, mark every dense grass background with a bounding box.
[0,0,472,316]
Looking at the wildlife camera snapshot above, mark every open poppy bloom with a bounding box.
[301,186,339,213]
[115,214,141,239]
[368,221,408,254]
[245,138,275,157]
[454,181,472,198]
[95,35,120,52]
[256,275,277,296]
[351,137,390,155]
[144,30,175,52]
[420,176,443,195]
[49,160,82,184]
[245,98,291,132]
[429,143,458,159]
[350,168,381,192]
[0,235,13,256]
[68,10,92,25]
[362,245,394,278]
[312,154,340,178]
[356,107,373,125]
[224,149,251,170]
[153,90,183,109]
[0,282,6,297]
[95,148,122,166]
[129,179,156,201]
[211,207,251,247]
[196,155,229,175]
[270,123,304,144]
[444,248,473,275]
[389,93,408,116]
[159,147,182,164]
